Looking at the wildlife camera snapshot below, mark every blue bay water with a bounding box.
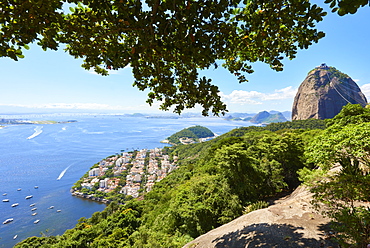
[0,115,253,247]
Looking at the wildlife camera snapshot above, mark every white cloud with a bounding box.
[220,86,297,104]
[360,83,370,97]
[354,79,360,83]
[0,102,169,114]
[0,103,127,110]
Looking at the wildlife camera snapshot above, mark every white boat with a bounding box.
[11,203,19,207]
[56,210,61,212]
[3,193,7,196]
[32,212,37,216]
[2,199,9,202]
[34,220,40,224]
[25,195,33,199]
[48,206,54,209]
[34,186,38,189]
[13,235,18,240]
[3,218,13,224]
[17,188,21,191]
[31,207,37,211]
[30,203,35,207]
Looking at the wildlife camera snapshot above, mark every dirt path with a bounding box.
[183,186,338,248]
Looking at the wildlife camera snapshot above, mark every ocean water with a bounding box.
[0,115,253,247]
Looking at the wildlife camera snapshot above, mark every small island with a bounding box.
[162,125,215,145]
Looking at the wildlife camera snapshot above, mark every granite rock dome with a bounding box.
[292,64,367,120]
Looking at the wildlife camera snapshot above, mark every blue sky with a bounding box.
[1,4,369,115]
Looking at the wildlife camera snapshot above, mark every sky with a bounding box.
[1,3,370,115]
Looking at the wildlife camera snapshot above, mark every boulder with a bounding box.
[292,64,367,120]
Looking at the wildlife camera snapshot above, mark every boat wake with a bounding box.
[57,165,71,180]
[27,126,43,140]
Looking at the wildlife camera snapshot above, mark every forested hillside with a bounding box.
[166,125,214,145]
[15,105,370,247]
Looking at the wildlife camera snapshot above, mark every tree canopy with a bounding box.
[302,104,370,247]
[0,0,368,115]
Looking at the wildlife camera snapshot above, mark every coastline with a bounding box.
[70,148,177,203]
[71,190,111,204]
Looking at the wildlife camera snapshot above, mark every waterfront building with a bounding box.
[88,168,100,177]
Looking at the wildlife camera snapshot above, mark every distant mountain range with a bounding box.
[0,105,292,123]
[225,111,290,124]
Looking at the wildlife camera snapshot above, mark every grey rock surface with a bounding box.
[292,64,367,120]
[183,186,338,248]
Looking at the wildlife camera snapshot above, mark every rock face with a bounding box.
[292,64,367,120]
[183,186,338,248]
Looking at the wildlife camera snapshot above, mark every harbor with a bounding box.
[0,115,247,247]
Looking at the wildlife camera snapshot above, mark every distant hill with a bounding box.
[250,111,287,124]
[269,110,292,121]
[226,112,256,118]
[165,125,215,145]
[226,111,289,123]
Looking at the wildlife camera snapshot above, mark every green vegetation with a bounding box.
[300,104,370,247]
[2,1,367,115]
[167,125,214,145]
[243,201,270,214]
[0,0,336,115]
[326,66,350,81]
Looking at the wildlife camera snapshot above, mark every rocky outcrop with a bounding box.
[183,186,338,248]
[292,64,367,120]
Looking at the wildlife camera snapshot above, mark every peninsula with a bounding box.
[71,147,177,203]
[0,118,77,125]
